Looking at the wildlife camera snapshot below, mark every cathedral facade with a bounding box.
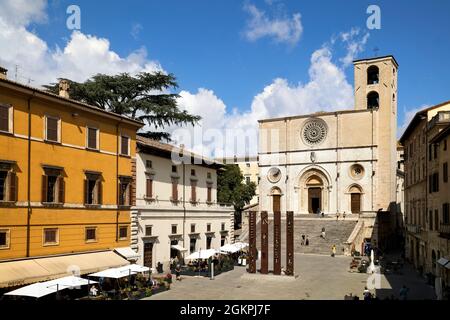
[258,56,398,216]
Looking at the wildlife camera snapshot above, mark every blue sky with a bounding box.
[1,0,449,155]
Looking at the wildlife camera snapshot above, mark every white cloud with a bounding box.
[398,105,429,138]
[131,23,143,40]
[0,0,48,26]
[338,28,370,67]
[0,2,162,86]
[243,4,303,46]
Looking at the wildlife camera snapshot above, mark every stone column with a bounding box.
[286,211,294,276]
[273,211,281,275]
[260,211,269,274]
[248,211,257,273]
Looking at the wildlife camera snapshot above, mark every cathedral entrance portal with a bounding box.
[298,168,330,215]
[308,188,321,214]
[306,175,323,214]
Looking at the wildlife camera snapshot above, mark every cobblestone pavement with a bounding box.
[144,253,436,300]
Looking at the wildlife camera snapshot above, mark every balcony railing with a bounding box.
[137,197,233,210]
[439,224,450,237]
[406,224,421,234]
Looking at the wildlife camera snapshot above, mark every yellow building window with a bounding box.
[0,229,10,249]
[84,172,102,205]
[120,135,130,156]
[85,227,97,243]
[119,226,128,240]
[87,127,99,150]
[0,104,12,133]
[42,167,65,204]
[43,228,59,246]
[0,165,17,202]
[45,115,60,143]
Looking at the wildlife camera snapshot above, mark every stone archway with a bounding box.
[297,168,330,214]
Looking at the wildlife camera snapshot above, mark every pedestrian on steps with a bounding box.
[301,234,305,246]
[331,245,336,257]
[321,227,326,239]
[336,212,340,221]
[305,236,309,246]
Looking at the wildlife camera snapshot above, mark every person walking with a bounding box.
[175,264,182,281]
[331,245,336,257]
[343,212,346,220]
[321,227,326,239]
[363,287,371,300]
[336,212,340,221]
[321,211,325,218]
[305,236,309,246]
[399,285,409,300]
[301,234,305,246]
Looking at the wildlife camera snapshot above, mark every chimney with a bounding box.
[58,79,70,98]
[0,67,7,80]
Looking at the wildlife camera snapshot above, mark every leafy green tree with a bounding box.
[217,164,256,211]
[43,72,200,141]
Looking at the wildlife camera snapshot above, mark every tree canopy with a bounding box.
[43,72,200,141]
[217,164,256,211]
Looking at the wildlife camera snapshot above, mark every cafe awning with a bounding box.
[4,276,98,298]
[0,251,129,288]
[438,257,450,268]
[185,249,218,260]
[114,247,140,261]
[88,264,149,279]
[171,245,188,252]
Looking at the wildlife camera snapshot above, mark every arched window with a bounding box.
[367,91,379,109]
[367,66,379,85]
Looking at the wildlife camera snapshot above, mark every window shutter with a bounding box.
[84,179,89,204]
[191,181,196,202]
[9,172,17,202]
[128,183,132,206]
[207,186,211,203]
[97,180,102,205]
[46,118,58,142]
[118,181,123,206]
[42,175,48,202]
[146,178,152,198]
[58,177,65,204]
[172,179,178,201]
[0,106,9,132]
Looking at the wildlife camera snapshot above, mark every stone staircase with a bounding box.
[242,216,358,256]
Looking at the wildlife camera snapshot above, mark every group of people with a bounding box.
[335,212,347,220]
[300,234,310,246]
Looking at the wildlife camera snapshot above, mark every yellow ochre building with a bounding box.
[0,68,143,289]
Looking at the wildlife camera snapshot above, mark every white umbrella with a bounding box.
[185,249,218,260]
[45,276,98,290]
[4,276,98,298]
[4,282,57,298]
[220,244,240,253]
[234,242,249,250]
[171,245,188,252]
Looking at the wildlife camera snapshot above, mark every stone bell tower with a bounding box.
[353,55,398,212]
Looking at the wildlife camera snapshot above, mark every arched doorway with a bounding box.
[348,185,363,213]
[297,168,331,214]
[270,187,282,213]
[306,175,323,214]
